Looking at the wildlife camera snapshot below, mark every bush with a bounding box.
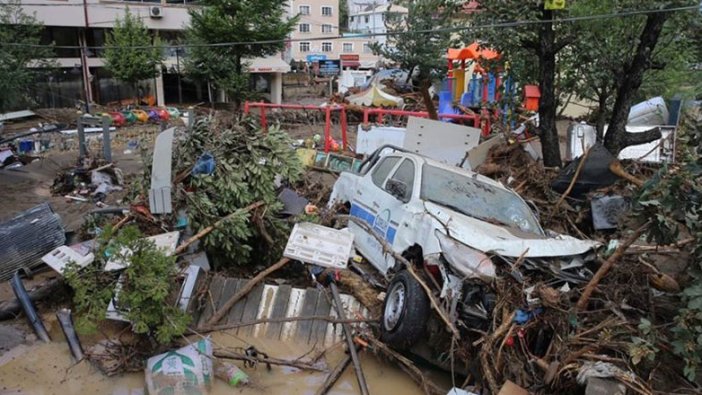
[64,225,190,344]
[174,116,303,267]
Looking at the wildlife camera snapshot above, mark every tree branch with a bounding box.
[620,127,663,149]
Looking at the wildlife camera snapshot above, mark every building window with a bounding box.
[363,42,372,53]
[299,5,310,15]
[364,15,369,23]
[321,24,333,33]
[322,42,332,52]
[299,42,310,52]
[350,16,354,22]
[299,23,310,33]
[321,6,333,16]
[343,42,353,53]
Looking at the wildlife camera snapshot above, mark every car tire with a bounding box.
[381,270,430,349]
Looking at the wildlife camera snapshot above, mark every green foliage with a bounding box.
[184,0,298,101]
[371,0,458,84]
[633,109,702,380]
[560,0,701,126]
[64,225,190,344]
[175,117,303,266]
[103,8,163,90]
[0,0,55,112]
[339,0,349,32]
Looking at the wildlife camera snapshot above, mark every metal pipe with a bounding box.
[10,272,51,343]
[329,282,369,395]
[56,309,84,361]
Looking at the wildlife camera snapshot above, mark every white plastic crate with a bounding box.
[283,223,354,269]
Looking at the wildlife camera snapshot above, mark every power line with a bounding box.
[0,4,698,50]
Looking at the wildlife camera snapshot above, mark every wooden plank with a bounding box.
[295,288,320,343]
[309,289,332,345]
[237,283,266,336]
[197,274,225,327]
[265,284,292,340]
[218,279,240,325]
[226,279,247,324]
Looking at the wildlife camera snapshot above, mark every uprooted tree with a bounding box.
[174,117,303,266]
[103,8,164,103]
[372,0,459,120]
[184,0,298,107]
[0,0,55,112]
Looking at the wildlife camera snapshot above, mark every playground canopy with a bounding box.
[447,42,500,61]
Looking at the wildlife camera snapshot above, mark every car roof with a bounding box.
[383,150,511,192]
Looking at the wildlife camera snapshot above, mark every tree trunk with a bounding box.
[421,78,438,120]
[604,11,668,154]
[233,55,242,110]
[595,91,609,142]
[538,8,562,167]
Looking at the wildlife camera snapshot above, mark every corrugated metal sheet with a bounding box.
[198,275,368,347]
[0,203,65,281]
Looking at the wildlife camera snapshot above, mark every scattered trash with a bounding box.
[214,360,250,387]
[283,223,354,269]
[42,245,95,274]
[0,203,65,281]
[56,308,84,361]
[591,194,630,230]
[145,338,213,395]
[148,127,175,214]
[104,231,180,271]
[191,152,216,176]
[585,377,626,395]
[10,272,51,343]
[277,188,309,216]
[551,143,619,198]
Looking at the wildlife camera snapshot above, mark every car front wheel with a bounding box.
[381,270,430,349]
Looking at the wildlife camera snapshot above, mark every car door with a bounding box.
[350,156,418,275]
[349,155,401,273]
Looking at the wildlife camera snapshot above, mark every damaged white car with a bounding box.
[329,146,600,349]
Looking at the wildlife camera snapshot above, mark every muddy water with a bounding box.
[0,329,428,394]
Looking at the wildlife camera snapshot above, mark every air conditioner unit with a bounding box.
[149,6,163,18]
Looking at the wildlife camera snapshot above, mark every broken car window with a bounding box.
[388,159,415,201]
[420,164,542,234]
[371,156,400,189]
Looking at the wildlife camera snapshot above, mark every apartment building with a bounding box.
[348,3,407,46]
[19,0,290,107]
[288,0,380,69]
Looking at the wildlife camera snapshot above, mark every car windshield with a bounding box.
[420,164,542,235]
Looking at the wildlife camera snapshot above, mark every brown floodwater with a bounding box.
[0,328,434,395]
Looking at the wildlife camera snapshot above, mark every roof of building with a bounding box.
[350,4,408,16]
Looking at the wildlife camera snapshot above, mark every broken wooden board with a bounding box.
[197,275,369,347]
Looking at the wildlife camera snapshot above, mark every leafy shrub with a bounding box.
[633,109,702,380]
[174,116,303,266]
[64,225,190,344]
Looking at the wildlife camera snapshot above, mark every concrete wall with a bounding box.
[20,0,192,30]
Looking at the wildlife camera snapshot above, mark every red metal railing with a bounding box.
[244,102,348,152]
[360,108,487,136]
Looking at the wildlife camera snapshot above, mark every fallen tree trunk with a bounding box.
[576,222,649,311]
[214,349,327,372]
[204,257,290,327]
[0,278,63,321]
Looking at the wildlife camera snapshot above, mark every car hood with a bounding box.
[424,201,600,258]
